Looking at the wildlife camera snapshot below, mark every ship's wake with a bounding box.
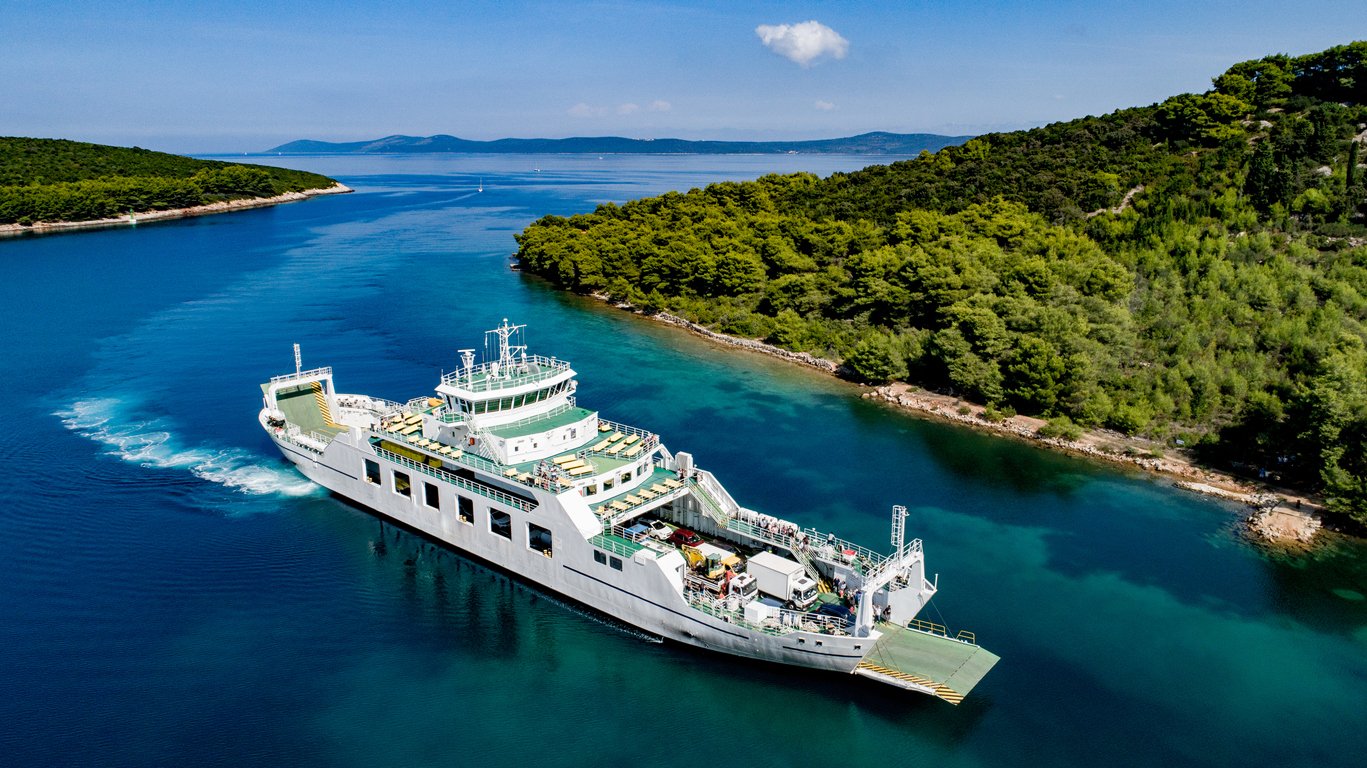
[56,397,320,498]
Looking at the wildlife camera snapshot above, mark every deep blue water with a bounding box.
[2,153,1365,767]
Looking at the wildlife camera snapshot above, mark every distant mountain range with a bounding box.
[265,131,971,156]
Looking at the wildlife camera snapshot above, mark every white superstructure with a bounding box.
[260,321,998,703]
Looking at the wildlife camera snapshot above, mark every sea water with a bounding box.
[1,153,1364,768]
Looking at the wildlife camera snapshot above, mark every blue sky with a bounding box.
[2,0,1363,153]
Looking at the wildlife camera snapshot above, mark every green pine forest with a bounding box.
[515,43,1367,523]
[0,137,337,226]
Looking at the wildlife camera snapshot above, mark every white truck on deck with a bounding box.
[747,551,819,609]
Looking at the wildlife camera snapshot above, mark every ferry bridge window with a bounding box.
[364,460,380,485]
[423,481,440,509]
[528,523,552,557]
[393,470,411,498]
[490,510,512,539]
[610,556,623,571]
[457,495,474,524]
[594,550,607,565]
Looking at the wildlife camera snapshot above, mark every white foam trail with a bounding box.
[57,398,321,498]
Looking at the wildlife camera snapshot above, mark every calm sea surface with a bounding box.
[2,153,1364,767]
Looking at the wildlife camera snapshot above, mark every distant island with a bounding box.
[516,42,1367,535]
[0,137,348,236]
[266,131,971,156]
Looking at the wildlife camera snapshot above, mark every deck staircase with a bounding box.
[688,478,733,527]
[791,544,831,593]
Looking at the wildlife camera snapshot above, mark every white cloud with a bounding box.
[755,20,849,67]
[649,100,672,112]
[814,100,835,111]
[568,102,600,118]
[617,102,640,115]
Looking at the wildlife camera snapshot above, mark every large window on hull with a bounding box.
[489,510,511,539]
[393,471,411,498]
[528,523,552,557]
[457,495,474,524]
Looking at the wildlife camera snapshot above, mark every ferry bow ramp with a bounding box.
[856,622,1000,704]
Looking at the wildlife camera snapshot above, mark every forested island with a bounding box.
[0,137,345,232]
[267,131,969,156]
[516,43,1367,526]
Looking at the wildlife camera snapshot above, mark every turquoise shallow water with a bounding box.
[2,153,1365,767]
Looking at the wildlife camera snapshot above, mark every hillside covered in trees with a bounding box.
[0,138,337,226]
[515,43,1367,523]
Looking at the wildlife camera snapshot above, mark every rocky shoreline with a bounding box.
[608,304,1328,548]
[0,183,353,238]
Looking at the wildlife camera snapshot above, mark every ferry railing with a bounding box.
[685,485,894,580]
[600,482,689,527]
[279,431,323,454]
[589,525,667,560]
[381,427,497,473]
[439,355,571,393]
[374,447,534,512]
[486,401,578,434]
[270,366,332,384]
[597,418,654,441]
[906,618,980,647]
[584,432,659,463]
[797,527,893,575]
[335,395,400,420]
[682,585,850,637]
[278,424,331,453]
[861,538,924,586]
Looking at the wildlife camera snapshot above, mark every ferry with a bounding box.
[260,320,998,703]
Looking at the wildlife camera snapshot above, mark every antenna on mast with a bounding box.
[459,349,475,382]
[293,343,302,376]
[891,504,908,554]
[485,318,527,378]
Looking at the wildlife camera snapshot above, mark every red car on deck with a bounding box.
[667,528,703,548]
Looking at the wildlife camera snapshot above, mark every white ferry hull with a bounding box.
[268,429,869,675]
